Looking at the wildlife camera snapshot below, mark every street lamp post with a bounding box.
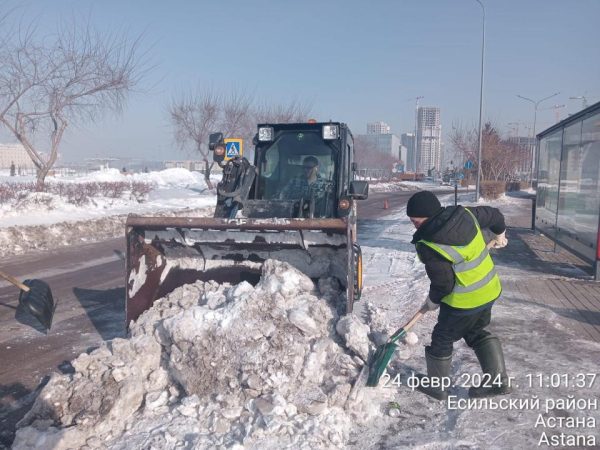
[474,0,485,203]
[516,92,560,186]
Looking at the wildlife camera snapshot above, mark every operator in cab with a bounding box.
[279,155,330,203]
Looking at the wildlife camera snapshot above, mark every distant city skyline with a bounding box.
[0,0,598,163]
[366,121,391,135]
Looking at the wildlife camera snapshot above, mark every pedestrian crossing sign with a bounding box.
[224,138,243,160]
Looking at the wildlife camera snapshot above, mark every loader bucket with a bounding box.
[125,216,357,326]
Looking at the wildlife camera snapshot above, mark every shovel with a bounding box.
[366,307,426,387]
[0,270,56,330]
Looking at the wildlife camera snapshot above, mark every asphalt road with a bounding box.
[0,238,126,447]
[358,190,418,219]
[357,187,457,220]
[0,187,437,446]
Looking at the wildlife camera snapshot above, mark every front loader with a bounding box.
[125,122,368,325]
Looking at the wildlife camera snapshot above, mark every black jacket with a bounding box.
[411,205,506,304]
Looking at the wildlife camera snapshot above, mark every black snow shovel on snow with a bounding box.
[366,307,426,387]
[0,270,56,330]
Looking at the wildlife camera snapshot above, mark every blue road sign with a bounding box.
[224,138,243,160]
[464,160,474,169]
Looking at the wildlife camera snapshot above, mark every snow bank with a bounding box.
[75,167,211,190]
[0,206,213,257]
[0,167,218,255]
[74,168,129,183]
[13,260,379,449]
[368,180,458,193]
[132,168,209,190]
[368,181,417,193]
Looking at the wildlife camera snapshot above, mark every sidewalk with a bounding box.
[356,192,600,448]
[495,194,600,343]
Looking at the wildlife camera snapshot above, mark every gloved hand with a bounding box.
[491,231,508,249]
[421,296,440,312]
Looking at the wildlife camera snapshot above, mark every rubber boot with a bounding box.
[416,349,452,401]
[469,336,512,398]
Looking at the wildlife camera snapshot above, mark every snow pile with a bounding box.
[13,260,379,449]
[73,168,130,183]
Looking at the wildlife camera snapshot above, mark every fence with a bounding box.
[355,168,393,180]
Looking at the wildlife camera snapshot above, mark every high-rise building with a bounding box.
[416,107,442,173]
[401,133,416,171]
[357,133,401,159]
[367,121,391,135]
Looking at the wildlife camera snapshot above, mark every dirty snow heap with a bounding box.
[13,260,380,449]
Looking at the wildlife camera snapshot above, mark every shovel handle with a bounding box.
[389,308,426,342]
[404,308,426,331]
[0,270,30,292]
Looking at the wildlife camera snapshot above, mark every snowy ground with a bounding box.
[4,173,600,449]
[0,168,217,257]
[349,192,600,448]
[368,180,457,193]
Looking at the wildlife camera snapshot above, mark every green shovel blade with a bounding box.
[366,328,407,387]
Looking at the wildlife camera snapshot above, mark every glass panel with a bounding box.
[550,112,600,261]
[556,121,583,235]
[256,131,336,217]
[536,129,562,235]
[576,112,600,250]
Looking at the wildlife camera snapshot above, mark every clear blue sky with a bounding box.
[3,0,599,163]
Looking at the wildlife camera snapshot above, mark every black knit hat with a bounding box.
[406,191,442,218]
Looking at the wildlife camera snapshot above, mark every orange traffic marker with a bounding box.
[383,199,389,209]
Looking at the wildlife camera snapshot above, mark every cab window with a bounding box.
[257,132,336,200]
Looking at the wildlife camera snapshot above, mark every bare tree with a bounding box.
[481,123,509,181]
[220,89,254,137]
[220,89,255,163]
[252,98,312,124]
[448,121,479,166]
[449,121,527,182]
[170,90,313,185]
[0,21,145,190]
[169,88,220,188]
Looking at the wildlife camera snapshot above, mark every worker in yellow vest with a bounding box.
[406,190,511,401]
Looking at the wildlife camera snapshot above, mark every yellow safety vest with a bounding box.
[418,209,502,309]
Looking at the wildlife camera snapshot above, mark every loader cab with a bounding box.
[251,122,367,218]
